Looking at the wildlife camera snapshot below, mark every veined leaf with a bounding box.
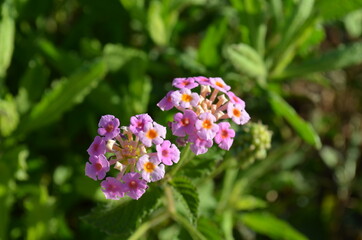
[269,92,321,149]
[170,176,199,221]
[0,0,15,78]
[240,212,308,240]
[20,59,107,133]
[225,43,266,78]
[278,41,362,79]
[82,187,161,236]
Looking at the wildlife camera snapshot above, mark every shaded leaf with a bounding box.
[170,176,199,221]
[269,92,321,149]
[82,187,161,236]
[240,212,308,240]
[279,42,362,79]
[103,44,146,72]
[20,59,107,133]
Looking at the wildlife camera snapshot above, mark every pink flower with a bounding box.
[85,155,110,180]
[209,77,231,93]
[156,140,180,165]
[226,91,245,108]
[97,115,121,140]
[195,112,219,140]
[101,177,125,200]
[138,122,166,147]
[157,91,175,111]
[129,114,153,135]
[171,110,197,137]
[122,172,148,200]
[137,155,165,182]
[227,103,250,125]
[214,122,235,150]
[194,76,211,85]
[173,77,199,89]
[189,133,213,155]
[87,136,106,156]
[171,88,200,109]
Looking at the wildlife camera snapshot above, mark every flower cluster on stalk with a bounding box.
[157,77,250,155]
[85,114,180,200]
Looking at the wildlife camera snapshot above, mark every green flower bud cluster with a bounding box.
[233,122,272,166]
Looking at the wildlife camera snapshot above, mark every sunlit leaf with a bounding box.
[240,212,308,240]
[269,92,321,149]
[234,195,267,210]
[279,42,362,79]
[316,0,362,20]
[0,94,19,137]
[0,0,15,78]
[225,43,266,78]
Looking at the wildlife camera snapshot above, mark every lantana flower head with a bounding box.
[157,76,250,155]
[85,114,180,200]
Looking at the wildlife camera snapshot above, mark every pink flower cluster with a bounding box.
[85,114,180,200]
[158,77,250,155]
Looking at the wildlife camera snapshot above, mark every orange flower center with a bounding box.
[144,162,155,173]
[216,81,224,88]
[181,94,192,102]
[202,119,212,129]
[146,129,158,139]
[233,108,241,117]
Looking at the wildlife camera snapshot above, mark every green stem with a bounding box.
[170,144,193,176]
[128,211,169,240]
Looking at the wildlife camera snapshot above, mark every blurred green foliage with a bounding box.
[1,0,362,239]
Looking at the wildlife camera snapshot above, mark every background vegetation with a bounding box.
[1,0,362,239]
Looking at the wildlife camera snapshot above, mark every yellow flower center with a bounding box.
[144,162,155,173]
[146,129,158,139]
[233,108,241,117]
[181,94,192,102]
[202,119,212,129]
[216,81,224,88]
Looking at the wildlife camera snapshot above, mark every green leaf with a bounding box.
[225,43,266,78]
[103,44,147,72]
[37,38,82,75]
[279,41,362,79]
[0,0,15,78]
[344,9,362,38]
[240,212,308,240]
[20,59,107,133]
[82,187,161,236]
[234,195,267,211]
[316,0,362,20]
[197,217,223,240]
[198,19,228,67]
[0,94,19,137]
[170,176,199,221]
[148,0,167,46]
[269,92,321,149]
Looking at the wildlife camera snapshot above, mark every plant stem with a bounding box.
[170,143,193,176]
[128,211,169,240]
